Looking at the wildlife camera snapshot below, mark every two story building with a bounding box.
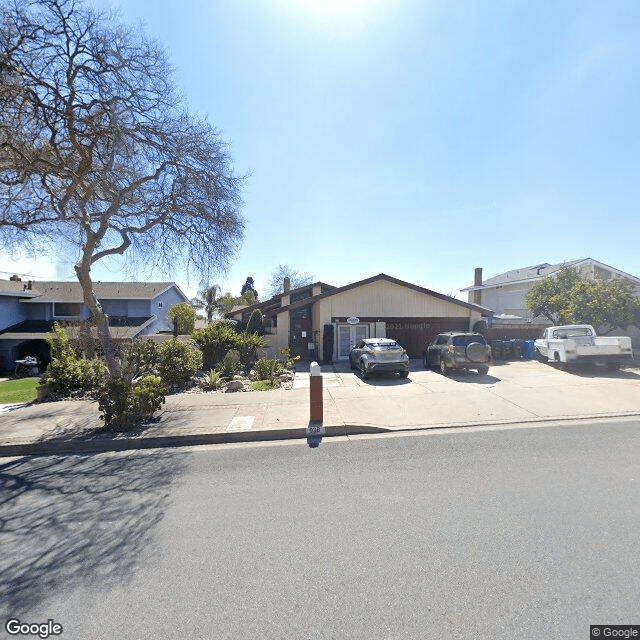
[0,277,189,374]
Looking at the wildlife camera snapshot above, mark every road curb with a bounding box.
[1,412,638,458]
[0,424,390,458]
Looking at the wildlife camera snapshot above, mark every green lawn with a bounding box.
[0,377,39,404]
[250,380,280,391]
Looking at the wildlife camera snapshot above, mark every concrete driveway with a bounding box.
[324,358,640,428]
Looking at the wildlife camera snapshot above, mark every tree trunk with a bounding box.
[74,262,122,378]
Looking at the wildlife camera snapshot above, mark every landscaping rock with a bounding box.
[225,380,244,392]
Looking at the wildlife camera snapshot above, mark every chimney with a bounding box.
[283,277,290,294]
[473,268,482,305]
[10,275,21,281]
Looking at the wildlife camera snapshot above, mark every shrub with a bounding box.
[99,374,166,432]
[253,357,284,382]
[245,309,265,335]
[158,339,202,386]
[41,323,108,396]
[192,321,238,369]
[167,303,197,334]
[234,332,267,368]
[216,354,242,380]
[280,347,300,370]
[122,339,159,378]
[199,369,224,390]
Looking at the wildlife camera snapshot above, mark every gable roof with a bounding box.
[0,280,188,303]
[462,259,640,292]
[0,316,155,340]
[230,281,337,317]
[278,273,492,315]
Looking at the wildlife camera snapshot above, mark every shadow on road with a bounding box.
[0,448,188,615]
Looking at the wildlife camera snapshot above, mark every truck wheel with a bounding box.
[477,366,489,376]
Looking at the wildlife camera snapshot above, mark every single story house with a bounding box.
[0,277,189,373]
[230,273,492,362]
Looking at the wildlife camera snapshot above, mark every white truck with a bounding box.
[535,324,633,369]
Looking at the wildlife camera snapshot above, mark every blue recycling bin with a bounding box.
[524,340,536,359]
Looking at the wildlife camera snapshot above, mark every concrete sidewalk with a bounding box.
[1,360,640,456]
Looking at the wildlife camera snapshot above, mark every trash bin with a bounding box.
[512,339,525,359]
[490,339,503,361]
[524,340,536,359]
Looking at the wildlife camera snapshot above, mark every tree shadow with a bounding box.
[0,448,188,615]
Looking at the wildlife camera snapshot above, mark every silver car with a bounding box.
[349,338,410,379]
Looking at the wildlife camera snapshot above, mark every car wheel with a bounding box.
[399,370,409,378]
[424,352,430,368]
[439,358,448,375]
[477,365,489,375]
[360,360,369,379]
[349,356,355,370]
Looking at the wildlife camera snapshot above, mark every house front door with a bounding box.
[337,324,369,359]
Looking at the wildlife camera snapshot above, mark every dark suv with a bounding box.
[424,333,491,375]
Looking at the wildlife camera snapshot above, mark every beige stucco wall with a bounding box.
[325,280,472,318]
[315,280,478,361]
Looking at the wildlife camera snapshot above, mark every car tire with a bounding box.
[477,365,489,375]
[399,370,409,378]
[424,352,430,368]
[439,358,448,375]
[360,360,369,379]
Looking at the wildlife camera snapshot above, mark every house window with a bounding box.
[53,302,82,317]
[158,301,163,308]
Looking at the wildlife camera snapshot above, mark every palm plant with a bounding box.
[191,284,220,323]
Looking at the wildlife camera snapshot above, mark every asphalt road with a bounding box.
[1,419,639,640]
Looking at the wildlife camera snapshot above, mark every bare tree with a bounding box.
[267,264,313,299]
[0,0,244,376]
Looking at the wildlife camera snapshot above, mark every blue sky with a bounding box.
[3,0,639,300]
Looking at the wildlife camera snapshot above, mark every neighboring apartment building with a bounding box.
[0,277,189,373]
[230,273,492,361]
[461,259,640,320]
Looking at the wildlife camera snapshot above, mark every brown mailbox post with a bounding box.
[309,361,323,423]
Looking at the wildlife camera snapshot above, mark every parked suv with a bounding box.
[424,332,491,375]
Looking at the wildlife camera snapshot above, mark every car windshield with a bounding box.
[452,335,486,347]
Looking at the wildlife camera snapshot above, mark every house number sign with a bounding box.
[347,316,359,325]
